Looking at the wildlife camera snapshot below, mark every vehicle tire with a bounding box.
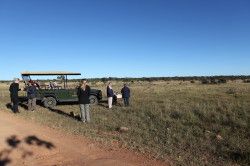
[44,97,57,108]
[89,95,98,105]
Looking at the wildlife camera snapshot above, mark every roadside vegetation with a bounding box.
[0,80,249,166]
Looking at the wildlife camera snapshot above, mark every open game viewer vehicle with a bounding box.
[19,71,102,108]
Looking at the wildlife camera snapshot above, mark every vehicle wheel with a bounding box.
[44,97,57,108]
[89,95,98,105]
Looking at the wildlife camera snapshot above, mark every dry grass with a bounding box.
[0,81,250,166]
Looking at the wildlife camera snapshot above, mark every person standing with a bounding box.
[9,78,21,113]
[107,82,114,109]
[49,81,54,89]
[27,82,37,111]
[121,83,131,107]
[77,79,91,123]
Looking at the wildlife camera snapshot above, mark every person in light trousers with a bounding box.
[77,79,91,123]
[107,82,114,109]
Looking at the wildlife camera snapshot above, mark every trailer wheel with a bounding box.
[44,97,57,108]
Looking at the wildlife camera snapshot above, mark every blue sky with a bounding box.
[0,0,250,80]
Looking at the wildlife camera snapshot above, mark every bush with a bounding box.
[170,111,182,119]
[210,78,217,84]
[243,79,250,83]
[201,79,210,84]
[226,88,236,95]
[218,78,227,84]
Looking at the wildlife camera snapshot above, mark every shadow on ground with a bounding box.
[5,101,82,121]
[48,107,81,121]
[19,103,28,110]
[98,100,108,108]
[5,103,28,112]
[0,135,55,166]
[98,99,123,107]
[5,103,12,111]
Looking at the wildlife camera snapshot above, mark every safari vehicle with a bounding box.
[19,71,102,108]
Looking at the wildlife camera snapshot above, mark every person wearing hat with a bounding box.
[9,78,21,113]
[121,83,131,107]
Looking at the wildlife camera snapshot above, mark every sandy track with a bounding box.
[0,111,167,166]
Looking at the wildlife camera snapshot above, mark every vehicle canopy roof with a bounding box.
[21,71,81,76]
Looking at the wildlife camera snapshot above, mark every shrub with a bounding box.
[201,79,210,84]
[218,78,227,84]
[226,88,236,95]
[170,111,182,119]
[243,79,250,83]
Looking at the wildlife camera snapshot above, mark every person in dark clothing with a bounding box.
[107,82,114,109]
[77,79,91,123]
[9,78,21,113]
[27,82,37,111]
[121,84,131,107]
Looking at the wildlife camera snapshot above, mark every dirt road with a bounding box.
[0,111,167,166]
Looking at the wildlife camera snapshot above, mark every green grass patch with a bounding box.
[0,82,249,166]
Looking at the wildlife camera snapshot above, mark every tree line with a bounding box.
[1,75,250,84]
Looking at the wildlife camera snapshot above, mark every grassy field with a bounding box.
[0,81,249,166]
